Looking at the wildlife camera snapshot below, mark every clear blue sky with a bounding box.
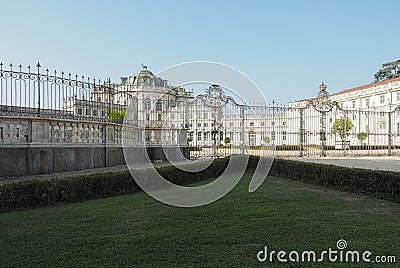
[1,0,399,104]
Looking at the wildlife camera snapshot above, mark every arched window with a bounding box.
[249,131,256,146]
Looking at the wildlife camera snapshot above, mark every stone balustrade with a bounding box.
[0,116,189,178]
[0,116,187,146]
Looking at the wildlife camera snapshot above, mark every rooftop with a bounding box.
[294,77,400,103]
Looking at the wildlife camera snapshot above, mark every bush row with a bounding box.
[0,158,230,212]
[247,156,400,202]
[1,156,399,212]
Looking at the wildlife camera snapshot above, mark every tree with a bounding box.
[224,136,231,145]
[263,136,270,144]
[374,59,400,82]
[107,109,126,124]
[357,132,367,144]
[331,118,353,142]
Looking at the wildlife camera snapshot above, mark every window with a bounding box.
[86,109,90,116]
[250,122,254,126]
[102,111,106,117]
[271,122,275,126]
[352,114,356,120]
[204,132,208,141]
[211,130,216,141]
[180,113,184,120]
[365,98,370,107]
[144,98,151,110]
[271,131,276,141]
[203,112,208,119]
[197,123,201,127]
[204,123,208,127]
[380,95,385,104]
[197,132,202,141]
[261,121,265,127]
[329,118,332,123]
[282,131,287,141]
[146,113,150,121]
[92,110,98,117]
[0,127,3,140]
[352,101,356,109]
[156,100,162,111]
[282,121,286,126]
[397,92,400,102]
[158,114,162,121]
[229,122,234,127]
[77,108,82,115]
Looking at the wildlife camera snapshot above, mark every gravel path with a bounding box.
[2,156,400,185]
[0,162,170,185]
[286,156,400,172]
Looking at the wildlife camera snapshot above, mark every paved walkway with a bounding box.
[0,162,170,185]
[2,156,400,185]
[285,156,400,172]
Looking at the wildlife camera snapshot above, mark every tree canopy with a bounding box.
[107,109,126,124]
[374,59,400,82]
[331,118,353,141]
[224,137,231,144]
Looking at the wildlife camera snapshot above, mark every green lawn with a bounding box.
[0,174,399,267]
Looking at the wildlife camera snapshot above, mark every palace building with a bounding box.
[62,65,400,151]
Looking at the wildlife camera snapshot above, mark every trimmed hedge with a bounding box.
[247,156,400,203]
[0,158,230,212]
[1,156,399,212]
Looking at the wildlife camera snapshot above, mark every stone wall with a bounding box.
[0,116,189,178]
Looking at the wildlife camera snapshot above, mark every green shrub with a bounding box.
[258,157,400,203]
[1,156,399,212]
[107,109,126,124]
[0,158,230,212]
[275,145,301,151]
